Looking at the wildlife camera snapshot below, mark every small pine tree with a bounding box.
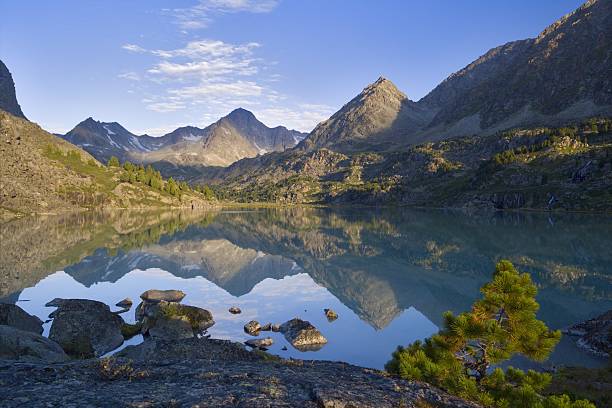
[107,156,120,167]
[386,260,593,408]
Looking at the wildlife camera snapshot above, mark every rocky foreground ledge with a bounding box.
[0,337,479,407]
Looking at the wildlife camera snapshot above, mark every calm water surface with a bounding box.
[1,208,610,369]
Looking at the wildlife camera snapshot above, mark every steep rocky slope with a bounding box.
[0,111,210,217]
[418,0,612,138]
[301,77,433,152]
[0,60,26,119]
[206,119,612,211]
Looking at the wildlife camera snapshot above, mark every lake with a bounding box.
[1,207,610,369]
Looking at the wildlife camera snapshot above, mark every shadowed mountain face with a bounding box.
[2,208,610,331]
[0,60,26,119]
[301,0,612,150]
[62,108,306,167]
[420,0,612,137]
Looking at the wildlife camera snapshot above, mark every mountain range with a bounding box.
[1,0,611,212]
[61,108,306,167]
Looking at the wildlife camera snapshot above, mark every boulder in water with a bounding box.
[280,318,327,351]
[244,320,261,336]
[140,289,186,304]
[47,299,125,358]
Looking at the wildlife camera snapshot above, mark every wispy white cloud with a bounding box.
[117,71,141,81]
[122,44,147,53]
[122,36,334,131]
[170,0,279,30]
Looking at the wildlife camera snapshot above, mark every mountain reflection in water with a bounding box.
[1,208,610,369]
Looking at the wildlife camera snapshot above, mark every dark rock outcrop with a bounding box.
[0,60,26,119]
[0,303,43,334]
[137,300,215,340]
[0,325,68,362]
[47,299,125,358]
[564,310,612,356]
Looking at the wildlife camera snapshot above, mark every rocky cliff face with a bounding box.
[0,60,26,119]
[419,0,612,138]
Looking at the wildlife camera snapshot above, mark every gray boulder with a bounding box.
[0,303,43,334]
[280,318,327,351]
[138,301,214,340]
[0,325,69,362]
[245,337,273,350]
[47,299,125,358]
[140,289,186,304]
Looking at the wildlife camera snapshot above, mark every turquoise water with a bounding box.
[1,208,610,369]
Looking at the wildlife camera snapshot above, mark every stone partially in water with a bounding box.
[0,303,43,334]
[245,337,274,350]
[260,323,272,331]
[324,308,338,322]
[115,298,133,309]
[0,325,69,363]
[280,318,327,351]
[140,289,186,304]
[138,301,215,340]
[229,306,241,314]
[244,320,261,336]
[47,299,125,358]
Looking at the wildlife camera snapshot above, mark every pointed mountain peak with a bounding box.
[362,76,407,100]
[225,107,257,122]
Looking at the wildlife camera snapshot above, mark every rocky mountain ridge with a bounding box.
[62,108,306,167]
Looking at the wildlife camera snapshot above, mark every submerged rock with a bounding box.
[244,320,261,336]
[324,308,338,322]
[140,289,186,304]
[115,298,133,309]
[138,301,214,340]
[0,325,69,363]
[47,299,125,358]
[564,310,612,357]
[280,318,327,351]
[245,337,274,350]
[229,306,241,314]
[0,303,43,334]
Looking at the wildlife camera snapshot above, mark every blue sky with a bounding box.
[1,0,585,135]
